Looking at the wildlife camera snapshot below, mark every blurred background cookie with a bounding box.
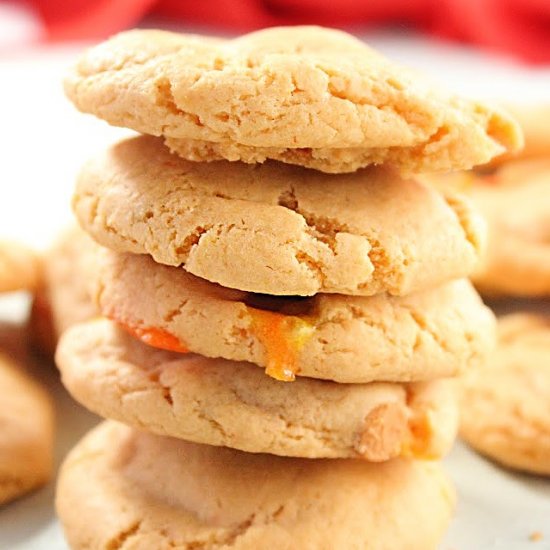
[0,351,54,505]
[57,319,458,460]
[30,226,98,357]
[74,136,487,297]
[0,241,40,294]
[459,314,550,475]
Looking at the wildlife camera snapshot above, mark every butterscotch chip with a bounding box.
[460,314,550,475]
[56,421,455,549]
[470,158,550,297]
[56,319,458,460]
[64,26,521,174]
[93,247,495,383]
[0,352,54,504]
[74,136,486,296]
[0,240,40,293]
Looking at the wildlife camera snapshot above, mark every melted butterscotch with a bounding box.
[248,307,314,382]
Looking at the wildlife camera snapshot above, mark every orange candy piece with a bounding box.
[116,319,188,354]
[248,308,314,382]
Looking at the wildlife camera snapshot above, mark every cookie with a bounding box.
[57,318,458,460]
[470,158,550,296]
[0,352,54,504]
[460,314,550,475]
[74,136,486,297]
[64,26,521,174]
[94,248,495,383]
[0,240,40,293]
[57,421,455,549]
[31,226,98,356]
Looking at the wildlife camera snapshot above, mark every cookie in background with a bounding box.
[56,421,455,550]
[470,157,550,297]
[459,314,550,476]
[0,239,55,505]
[30,226,98,357]
[0,241,40,294]
[424,105,549,298]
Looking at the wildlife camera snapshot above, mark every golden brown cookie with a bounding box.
[56,421,455,549]
[470,158,550,296]
[460,314,550,475]
[74,136,486,297]
[64,26,521,174]
[30,226,98,356]
[0,352,54,504]
[94,248,495,383]
[0,240,40,293]
[57,319,458,460]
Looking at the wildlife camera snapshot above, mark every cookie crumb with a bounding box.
[529,531,543,542]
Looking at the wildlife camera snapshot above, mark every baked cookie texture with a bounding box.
[56,421,455,550]
[470,158,550,296]
[0,240,40,293]
[31,226,98,355]
[74,136,486,296]
[57,319,458,460]
[460,314,550,475]
[0,352,54,504]
[64,27,522,174]
[94,248,496,383]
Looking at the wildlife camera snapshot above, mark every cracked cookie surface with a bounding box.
[65,26,521,174]
[470,158,550,297]
[74,136,486,296]
[94,248,495,383]
[0,352,54,505]
[56,319,458,460]
[459,314,550,475]
[56,421,455,549]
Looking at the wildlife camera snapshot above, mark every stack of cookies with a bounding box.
[55,27,521,549]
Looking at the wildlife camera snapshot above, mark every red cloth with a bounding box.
[27,0,550,63]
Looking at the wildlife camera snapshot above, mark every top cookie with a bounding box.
[65,26,522,174]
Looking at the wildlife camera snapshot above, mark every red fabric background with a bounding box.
[28,0,550,63]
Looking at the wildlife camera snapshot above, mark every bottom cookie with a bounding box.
[57,421,455,550]
[460,314,550,475]
[57,319,458,461]
[0,352,54,504]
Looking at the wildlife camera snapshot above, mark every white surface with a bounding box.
[0,29,549,550]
